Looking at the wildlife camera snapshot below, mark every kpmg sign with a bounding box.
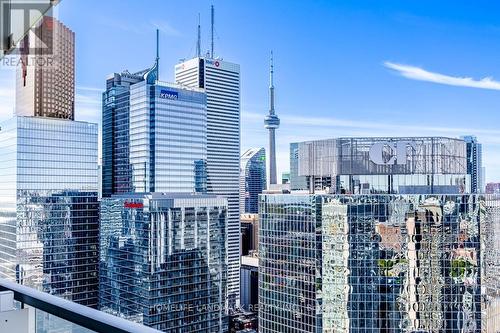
[369,141,417,165]
[159,89,178,100]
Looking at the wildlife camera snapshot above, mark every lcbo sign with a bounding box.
[369,141,417,165]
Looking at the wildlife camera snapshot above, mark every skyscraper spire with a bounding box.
[211,5,215,58]
[264,50,280,185]
[144,29,160,84]
[156,28,159,80]
[197,13,201,57]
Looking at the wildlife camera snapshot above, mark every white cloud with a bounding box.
[150,20,182,37]
[77,86,103,92]
[384,61,500,91]
[98,17,181,37]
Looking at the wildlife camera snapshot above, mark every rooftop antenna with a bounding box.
[197,13,201,57]
[156,28,160,80]
[210,5,214,58]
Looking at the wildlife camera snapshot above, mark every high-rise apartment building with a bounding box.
[240,148,266,214]
[99,193,228,333]
[175,57,241,304]
[16,17,75,120]
[0,116,99,307]
[461,135,484,193]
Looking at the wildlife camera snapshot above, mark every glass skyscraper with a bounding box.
[128,80,207,193]
[0,116,99,307]
[239,148,266,214]
[289,142,308,191]
[259,194,500,332]
[99,52,228,331]
[175,57,241,305]
[461,135,484,193]
[260,136,499,332]
[99,193,227,332]
[102,69,148,196]
[102,70,207,195]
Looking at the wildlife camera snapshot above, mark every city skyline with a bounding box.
[0,1,499,332]
[1,1,500,181]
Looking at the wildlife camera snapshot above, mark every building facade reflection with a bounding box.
[99,193,228,332]
[0,116,99,307]
[259,194,500,332]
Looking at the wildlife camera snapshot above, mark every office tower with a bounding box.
[129,80,207,193]
[297,137,470,194]
[240,213,259,256]
[175,57,241,304]
[461,135,484,193]
[0,116,99,307]
[240,254,258,312]
[102,67,207,195]
[99,193,227,333]
[259,194,500,332]
[16,17,75,120]
[240,148,266,214]
[102,68,148,196]
[264,52,280,185]
[289,142,308,191]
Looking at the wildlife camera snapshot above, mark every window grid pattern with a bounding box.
[259,194,500,333]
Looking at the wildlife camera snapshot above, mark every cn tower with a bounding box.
[264,51,280,185]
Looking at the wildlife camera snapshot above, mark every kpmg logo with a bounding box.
[159,89,178,100]
[369,141,417,165]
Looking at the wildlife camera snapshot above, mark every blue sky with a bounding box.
[1,0,500,180]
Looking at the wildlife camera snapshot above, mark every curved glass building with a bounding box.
[239,148,266,214]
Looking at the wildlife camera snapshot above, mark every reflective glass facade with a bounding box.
[462,136,484,193]
[0,116,99,307]
[99,193,227,332]
[129,81,207,193]
[259,194,500,332]
[289,142,308,191]
[175,58,242,304]
[240,148,266,214]
[102,69,147,196]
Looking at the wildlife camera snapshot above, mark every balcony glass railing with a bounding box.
[0,278,161,333]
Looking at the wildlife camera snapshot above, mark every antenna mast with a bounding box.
[197,13,201,57]
[210,5,214,58]
[156,29,159,80]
